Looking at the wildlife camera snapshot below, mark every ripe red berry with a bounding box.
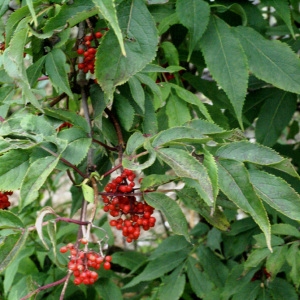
[95,31,102,39]
[59,246,68,253]
[103,261,111,270]
[77,48,84,55]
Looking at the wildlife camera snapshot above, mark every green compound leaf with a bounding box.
[20,156,60,210]
[0,211,24,229]
[157,148,214,207]
[235,26,300,94]
[95,0,158,98]
[249,169,300,221]
[140,174,178,191]
[151,126,210,148]
[0,150,30,191]
[144,192,190,241]
[0,230,29,274]
[255,89,297,147]
[217,159,271,251]
[200,15,248,128]
[93,0,125,56]
[128,76,145,112]
[216,141,284,165]
[176,0,210,60]
[45,49,73,98]
[125,238,190,288]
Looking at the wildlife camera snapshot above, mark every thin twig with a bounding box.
[48,93,67,107]
[20,276,68,300]
[92,138,118,152]
[40,146,88,179]
[59,271,72,300]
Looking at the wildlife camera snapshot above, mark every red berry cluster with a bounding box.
[0,191,13,209]
[102,169,156,243]
[77,31,103,74]
[59,242,112,285]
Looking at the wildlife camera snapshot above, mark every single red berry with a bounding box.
[103,261,111,270]
[59,246,68,253]
[105,255,112,262]
[80,238,88,245]
[77,48,84,55]
[95,31,102,39]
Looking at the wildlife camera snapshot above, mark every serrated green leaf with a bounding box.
[166,92,191,127]
[93,0,125,56]
[0,230,29,273]
[141,64,184,73]
[95,0,158,98]
[26,56,46,87]
[249,169,300,221]
[185,118,226,134]
[44,108,90,133]
[216,141,284,165]
[186,256,215,298]
[0,211,24,229]
[235,26,300,94]
[125,245,189,288]
[158,12,180,35]
[20,114,56,137]
[158,264,186,300]
[114,94,134,131]
[112,251,147,270]
[244,248,270,269]
[285,243,300,288]
[177,187,230,231]
[262,0,294,37]
[135,73,162,101]
[217,159,271,251]
[20,156,60,210]
[170,84,212,122]
[176,0,210,60]
[81,183,94,203]
[125,131,146,155]
[143,90,158,135]
[200,15,248,128]
[157,148,214,206]
[152,126,209,147]
[0,150,30,191]
[43,0,96,33]
[144,192,189,240]
[123,140,156,171]
[269,277,298,300]
[161,41,179,66]
[255,89,297,147]
[45,49,72,98]
[58,127,92,166]
[128,76,145,112]
[140,174,178,191]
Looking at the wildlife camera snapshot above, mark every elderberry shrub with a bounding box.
[102,169,156,243]
[59,242,112,286]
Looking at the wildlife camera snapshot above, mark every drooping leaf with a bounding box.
[161,41,179,66]
[200,15,248,128]
[217,159,271,251]
[45,48,73,97]
[95,0,158,98]
[235,26,300,94]
[92,0,125,55]
[176,0,210,60]
[0,230,29,273]
[0,211,24,229]
[216,141,284,165]
[142,91,158,135]
[249,169,300,221]
[35,206,59,250]
[151,126,209,148]
[0,150,30,191]
[144,192,190,241]
[156,148,214,206]
[285,243,300,288]
[26,56,46,87]
[20,156,60,210]
[266,245,288,278]
[255,89,297,146]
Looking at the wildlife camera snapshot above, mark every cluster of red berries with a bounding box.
[102,169,156,243]
[59,241,112,285]
[77,31,104,74]
[0,191,13,209]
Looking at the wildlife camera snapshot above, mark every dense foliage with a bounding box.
[0,0,300,299]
